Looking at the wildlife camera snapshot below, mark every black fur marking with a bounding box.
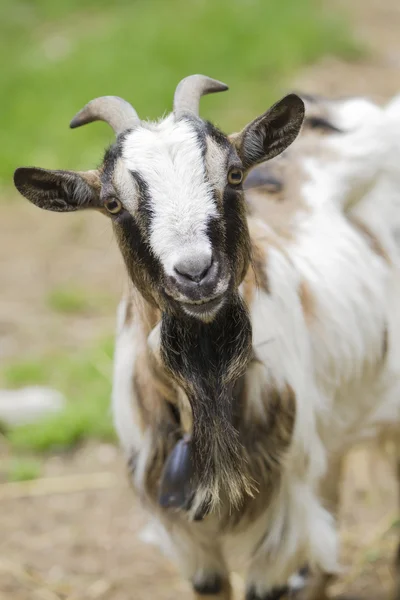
[206,216,224,252]
[115,210,156,269]
[246,585,289,600]
[185,115,209,158]
[113,209,162,304]
[98,142,123,205]
[160,295,253,507]
[116,128,134,147]
[196,130,208,160]
[222,185,250,284]
[223,186,244,257]
[101,143,122,183]
[174,114,210,161]
[193,574,223,595]
[128,169,158,245]
[204,119,242,177]
[204,121,231,150]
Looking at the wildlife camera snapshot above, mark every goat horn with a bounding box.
[173,74,228,118]
[70,96,140,135]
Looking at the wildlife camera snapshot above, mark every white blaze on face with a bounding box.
[121,116,218,276]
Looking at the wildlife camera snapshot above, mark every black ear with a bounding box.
[231,94,305,170]
[14,167,101,212]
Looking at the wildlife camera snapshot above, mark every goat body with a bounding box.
[113,93,400,596]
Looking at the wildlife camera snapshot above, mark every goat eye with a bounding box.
[228,168,243,186]
[105,198,122,214]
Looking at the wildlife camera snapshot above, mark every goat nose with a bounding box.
[174,252,213,284]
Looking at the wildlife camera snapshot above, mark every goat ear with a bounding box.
[230,94,305,170]
[13,167,101,212]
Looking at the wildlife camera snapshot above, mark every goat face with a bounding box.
[14,75,304,322]
[106,115,251,321]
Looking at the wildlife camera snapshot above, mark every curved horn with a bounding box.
[173,74,228,118]
[70,96,140,135]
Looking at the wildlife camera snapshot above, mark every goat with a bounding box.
[13,75,400,600]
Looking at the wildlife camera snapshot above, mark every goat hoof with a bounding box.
[193,573,223,595]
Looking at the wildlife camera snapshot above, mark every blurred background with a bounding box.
[0,0,400,598]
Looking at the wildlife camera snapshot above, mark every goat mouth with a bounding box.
[181,295,225,319]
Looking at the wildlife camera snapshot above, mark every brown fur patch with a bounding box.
[247,218,292,269]
[126,288,195,501]
[246,183,300,242]
[348,214,391,265]
[242,267,256,308]
[132,347,181,499]
[261,382,296,453]
[299,279,316,324]
[244,113,340,240]
[126,289,166,433]
[113,224,165,310]
[123,295,134,326]
[245,123,339,234]
[222,376,296,528]
[78,169,102,192]
[252,242,270,293]
[132,352,160,432]
[148,352,178,405]
[245,154,310,244]
[242,241,270,307]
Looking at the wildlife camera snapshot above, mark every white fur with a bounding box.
[121,116,217,276]
[111,297,143,455]
[111,94,400,593]
[302,101,387,212]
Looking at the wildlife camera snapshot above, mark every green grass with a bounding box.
[47,287,92,314]
[6,458,42,482]
[47,286,96,314]
[2,337,116,452]
[1,0,360,187]
[47,284,115,315]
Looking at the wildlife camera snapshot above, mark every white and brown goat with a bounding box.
[14,76,400,600]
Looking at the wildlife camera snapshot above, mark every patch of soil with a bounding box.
[0,445,189,600]
[0,445,397,600]
[0,204,123,361]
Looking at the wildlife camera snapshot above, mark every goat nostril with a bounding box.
[199,260,212,281]
[174,254,213,284]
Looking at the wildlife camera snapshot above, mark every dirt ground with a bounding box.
[1,0,400,598]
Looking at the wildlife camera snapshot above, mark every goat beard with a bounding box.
[160,292,254,512]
